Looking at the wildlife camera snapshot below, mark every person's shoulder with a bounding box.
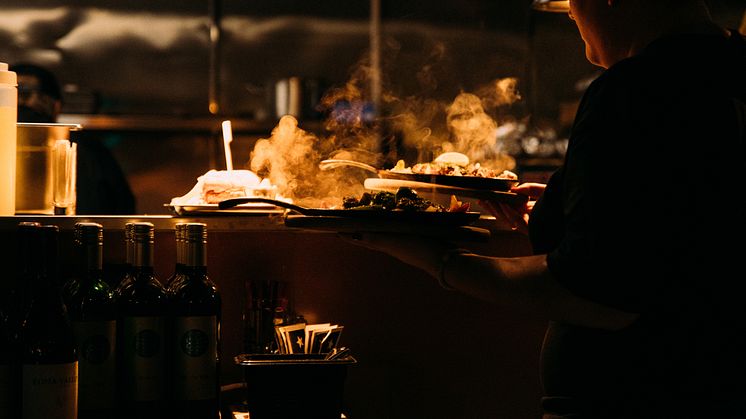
[580,56,649,109]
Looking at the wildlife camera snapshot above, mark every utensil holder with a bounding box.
[235,353,356,419]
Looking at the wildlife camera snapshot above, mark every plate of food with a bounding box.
[319,152,520,192]
[167,169,286,215]
[380,157,519,192]
[219,188,481,227]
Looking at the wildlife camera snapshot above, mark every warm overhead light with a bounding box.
[531,0,570,13]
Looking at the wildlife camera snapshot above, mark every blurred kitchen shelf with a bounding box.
[518,157,564,168]
[58,114,324,134]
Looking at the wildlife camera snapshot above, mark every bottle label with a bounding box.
[172,315,218,401]
[72,320,116,410]
[0,364,19,416]
[121,316,165,402]
[22,362,78,419]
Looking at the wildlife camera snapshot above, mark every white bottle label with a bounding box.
[22,362,78,419]
[0,364,18,416]
[72,319,116,410]
[0,104,17,216]
[121,316,165,402]
[172,315,218,401]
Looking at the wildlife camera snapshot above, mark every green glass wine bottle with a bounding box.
[63,222,117,419]
[117,222,135,290]
[169,223,221,419]
[0,222,38,418]
[164,223,186,292]
[20,224,78,419]
[0,301,19,418]
[115,222,168,419]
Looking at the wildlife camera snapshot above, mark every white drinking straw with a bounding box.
[221,120,234,171]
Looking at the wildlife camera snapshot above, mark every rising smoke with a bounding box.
[249,41,523,207]
[249,115,366,208]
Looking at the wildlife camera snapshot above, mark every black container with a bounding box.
[234,353,356,419]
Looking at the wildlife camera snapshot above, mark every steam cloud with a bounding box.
[249,42,523,207]
[249,115,365,208]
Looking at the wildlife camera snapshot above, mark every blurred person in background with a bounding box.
[11,63,136,214]
[346,0,746,417]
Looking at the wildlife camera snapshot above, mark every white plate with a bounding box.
[164,203,285,216]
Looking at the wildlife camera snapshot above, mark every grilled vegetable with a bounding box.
[342,188,452,212]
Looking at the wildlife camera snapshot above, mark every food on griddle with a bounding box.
[372,190,397,209]
[448,195,471,213]
[201,170,267,203]
[170,169,277,206]
[342,187,470,213]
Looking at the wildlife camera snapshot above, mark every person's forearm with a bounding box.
[442,253,639,330]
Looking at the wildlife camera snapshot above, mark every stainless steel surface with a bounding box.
[0,2,529,118]
[318,159,379,174]
[17,123,83,130]
[325,347,351,360]
[0,215,284,232]
[15,123,82,215]
[57,114,324,133]
[531,0,570,13]
[235,353,356,365]
[0,213,505,234]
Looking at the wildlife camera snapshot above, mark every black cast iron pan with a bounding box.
[218,197,481,226]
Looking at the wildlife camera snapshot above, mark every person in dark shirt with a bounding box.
[346,0,746,417]
[11,63,136,215]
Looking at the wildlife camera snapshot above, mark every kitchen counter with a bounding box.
[0,214,545,419]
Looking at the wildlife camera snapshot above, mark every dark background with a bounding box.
[1,0,744,213]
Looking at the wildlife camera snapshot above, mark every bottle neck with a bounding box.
[80,241,103,281]
[184,239,206,270]
[32,229,63,299]
[125,237,133,267]
[38,231,58,284]
[175,234,185,272]
[133,239,154,270]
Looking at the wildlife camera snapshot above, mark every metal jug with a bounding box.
[15,122,81,215]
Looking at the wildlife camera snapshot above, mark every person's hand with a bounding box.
[511,182,546,214]
[478,182,546,234]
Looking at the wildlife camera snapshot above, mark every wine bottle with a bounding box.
[63,222,117,419]
[169,223,221,419]
[115,222,167,419]
[1,222,41,418]
[164,223,186,292]
[10,222,42,334]
[20,224,79,419]
[0,303,19,418]
[60,223,83,302]
[117,222,135,289]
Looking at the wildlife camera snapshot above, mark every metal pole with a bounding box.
[208,0,222,115]
[369,0,381,116]
[527,9,538,121]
